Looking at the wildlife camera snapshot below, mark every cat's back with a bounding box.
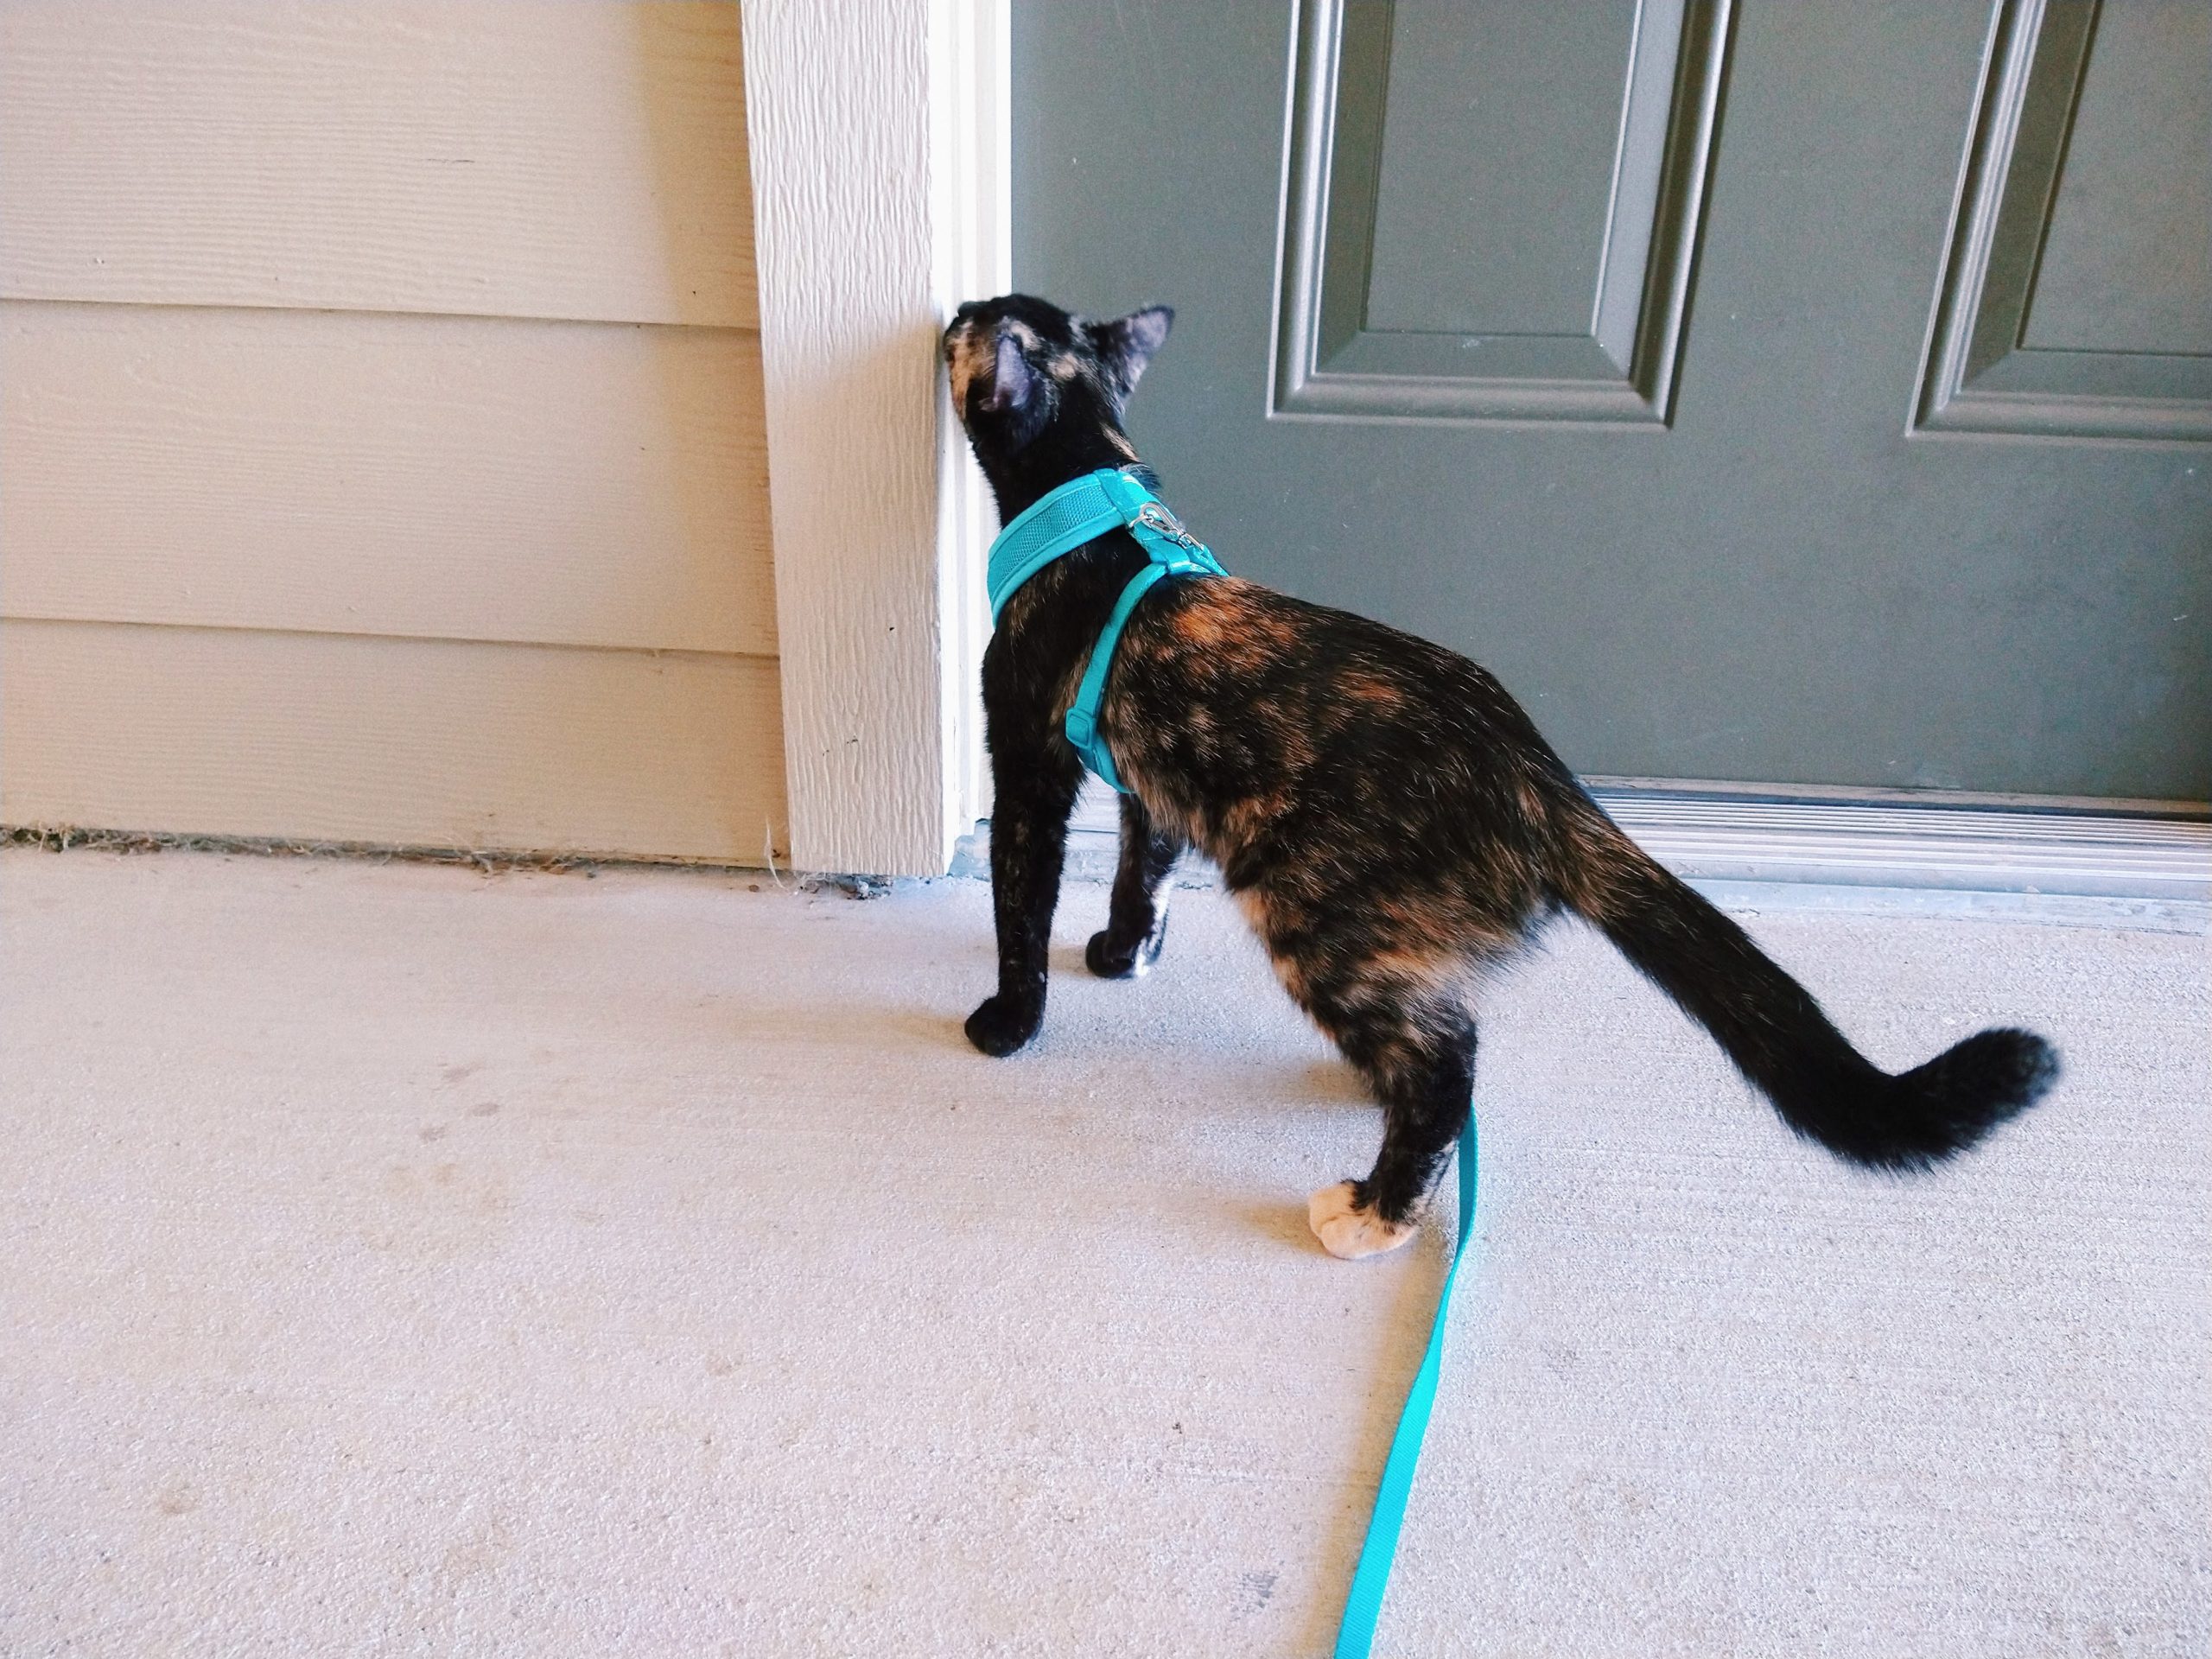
[1125,572,1553,756]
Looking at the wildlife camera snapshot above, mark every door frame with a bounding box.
[741,0,1008,876]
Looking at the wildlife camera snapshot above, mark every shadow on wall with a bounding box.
[633,1,791,865]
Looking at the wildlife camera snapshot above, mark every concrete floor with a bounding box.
[2,848,2206,1657]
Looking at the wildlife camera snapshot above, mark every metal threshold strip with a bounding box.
[1585,786,2210,903]
[973,779,2212,907]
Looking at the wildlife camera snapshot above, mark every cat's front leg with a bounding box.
[1086,791,1184,978]
[966,743,1081,1057]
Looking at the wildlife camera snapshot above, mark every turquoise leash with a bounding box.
[985,467,1226,791]
[1333,1114,1478,1659]
[989,470,1479,1650]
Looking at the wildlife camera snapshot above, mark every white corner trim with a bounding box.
[741,0,1008,876]
[931,0,1012,855]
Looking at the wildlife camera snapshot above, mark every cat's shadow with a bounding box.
[1281,1058,1373,1112]
[674,994,989,1058]
[1047,941,1094,978]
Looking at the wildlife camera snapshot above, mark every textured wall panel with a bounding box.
[2,621,787,861]
[0,1,758,327]
[1,302,775,656]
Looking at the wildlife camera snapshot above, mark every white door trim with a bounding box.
[741,0,1008,876]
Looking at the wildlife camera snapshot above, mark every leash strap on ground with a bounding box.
[1332,1114,1479,1659]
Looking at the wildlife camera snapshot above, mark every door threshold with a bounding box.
[1584,783,2209,901]
[1582,775,2208,821]
[952,778,2209,918]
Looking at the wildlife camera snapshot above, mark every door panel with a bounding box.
[1277,0,1726,421]
[1362,1,1642,337]
[1014,0,2209,800]
[2016,1,2212,358]
[1916,0,2212,437]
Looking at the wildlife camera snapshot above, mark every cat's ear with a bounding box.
[1091,306,1174,395]
[981,332,1039,413]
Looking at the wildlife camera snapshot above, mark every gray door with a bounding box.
[1013,0,2211,802]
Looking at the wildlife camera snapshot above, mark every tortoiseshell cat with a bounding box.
[945,294,2057,1260]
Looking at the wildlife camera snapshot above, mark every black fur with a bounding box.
[944,294,2059,1236]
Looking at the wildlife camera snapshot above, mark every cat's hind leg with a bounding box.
[1294,968,1477,1261]
[1086,793,1185,979]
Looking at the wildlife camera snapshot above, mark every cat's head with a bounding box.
[943,294,1173,461]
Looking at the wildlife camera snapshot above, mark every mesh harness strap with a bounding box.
[985,467,1227,792]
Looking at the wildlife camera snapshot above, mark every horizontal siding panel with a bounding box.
[1,302,777,658]
[0,1,756,327]
[2,620,786,863]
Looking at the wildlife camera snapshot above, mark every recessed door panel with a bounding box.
[1274,0,1728,423]
[2018,1,2212,357]
[1916,0,2212,440]
[1362,0,1642,338]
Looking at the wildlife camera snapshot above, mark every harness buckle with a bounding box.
[1134,499,1202,552]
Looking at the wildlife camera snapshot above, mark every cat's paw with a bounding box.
[1308,1181,1417,1260]
[964,995,1042,1057]
[1084,923,1165,980]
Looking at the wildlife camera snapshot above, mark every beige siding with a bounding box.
[0,3,783,861]
[2,305,776,656]
[0,1,756,327]
[3,622,784,861]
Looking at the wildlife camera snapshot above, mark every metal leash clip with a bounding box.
[1135,499,1203,553]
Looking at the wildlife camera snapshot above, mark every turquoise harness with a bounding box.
[988,465,1478,1659]
[985,467,1228,792]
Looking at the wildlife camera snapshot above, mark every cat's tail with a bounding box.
[1555,802,2057,1168]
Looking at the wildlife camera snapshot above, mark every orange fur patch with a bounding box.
[1232,887,1271,935]
[1160,582,1298,664]
[1171,604,1230,649]
[1338,670,1405,709]
[946,324,992,411]
[1363,945,1463,996]
[1218,789,1289,851]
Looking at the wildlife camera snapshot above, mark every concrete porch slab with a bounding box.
[3,849,2205,1656]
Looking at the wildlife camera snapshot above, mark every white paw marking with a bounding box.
[1307,1181,1417,1260]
